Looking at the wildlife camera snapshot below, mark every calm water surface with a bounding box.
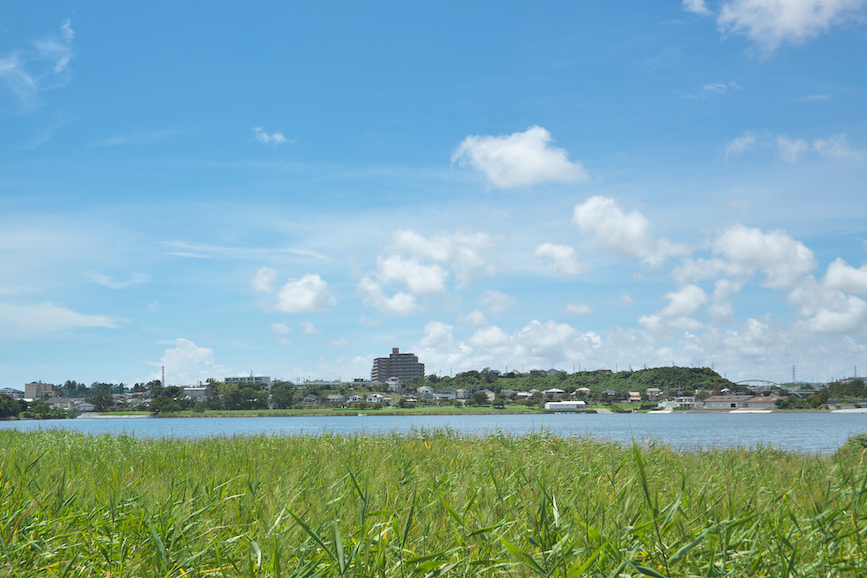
[4,412,867,453]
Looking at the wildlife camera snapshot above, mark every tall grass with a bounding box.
[1,429,865,577]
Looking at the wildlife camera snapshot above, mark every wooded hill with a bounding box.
[435,366,742,396]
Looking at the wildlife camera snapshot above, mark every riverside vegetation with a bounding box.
[2,430,867,577]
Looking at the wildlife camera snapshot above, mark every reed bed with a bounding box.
[1,429,866,577]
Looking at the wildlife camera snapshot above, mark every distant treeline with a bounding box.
[435,366,741,396]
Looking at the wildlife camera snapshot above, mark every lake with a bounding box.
[3,411,867,453]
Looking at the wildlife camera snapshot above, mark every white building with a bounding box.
[544,401,586,410]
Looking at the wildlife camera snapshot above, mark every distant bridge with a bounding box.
[736,380,809,397]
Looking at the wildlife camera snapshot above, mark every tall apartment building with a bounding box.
[24,381,56,400]
[371,348,424,383]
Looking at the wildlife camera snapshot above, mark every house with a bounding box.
[184,385,213,399]
[516,391,532,399]
[301,394,320,406]
[436,387,457,401]
[47,397,75,410]
[347,394,364,404]
[456,389,469,399]
[702,395,748,410]
[0,388,23,399]
[746,395,787,409]
[500,388,516,397]
[416,385,434,396]
[546,369,566,376]
[674,395,696,409]
[542,388,564,400]
[366,393,385,404]
[601,389,618,399]
[419,392,435,402]
[645,388,662,399]
[545,400,586,410]
[627,391,642,403]
[529,369,547,377]
[327,394,346,405]
[74,400,95,412]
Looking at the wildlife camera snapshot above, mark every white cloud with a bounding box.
[358,315,382,327]
[824,258,867,293]
[812,134,867,160]
[789,279,867,333]
[564,302,593,315]
[477,290,516,314]
[683,0,713,16]
[146,301,161,314]
[451,126,588,189]
[713,224,816,289]
[460,309,489,328]
[691,81,743,98]
[0,302,118,334]
[391,229,497,288]
[573,196,689,267]
[252,267,277,293]
[725,130,757,156]
[357,276,419,316]
[0,20,74,111]
[777,135,809,162]
[151,338,230,385]
[300,321,322,334]
[659,284,707,317]
[717,0,867,51]
[533,242,583,275]
[252,127,290,145]
[377,255,448,297]
[61,19,74,42]
[330,337,351,347]
[276,274,336,313]
[412,321,473,368]
[270,322,293,334]
[610,293,634,308]
[89,272,148,289]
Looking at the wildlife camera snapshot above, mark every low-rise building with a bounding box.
[545,400,586,410]
[627,391,642,402]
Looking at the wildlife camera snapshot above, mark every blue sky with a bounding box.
[2,0,867,388]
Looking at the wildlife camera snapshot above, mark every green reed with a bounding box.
[1,429,866,577]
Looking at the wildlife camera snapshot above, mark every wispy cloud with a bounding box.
[686,81,743,99]
[89,272,149,289]
[88,130,177,147]
[0,19,75,111]
[0,301,118,334]
[252,127,293,146]
[163,241,328,261]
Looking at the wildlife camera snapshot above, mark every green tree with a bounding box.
[88,391,114,412]
[472,391,489,406]
[270,383,294,409]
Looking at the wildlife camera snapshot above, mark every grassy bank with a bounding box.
[2,430,866,577]
[110,405,546,418]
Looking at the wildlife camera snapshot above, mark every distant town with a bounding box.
[2,347,866,419]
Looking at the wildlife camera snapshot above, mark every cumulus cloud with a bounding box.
[300,321,322,334]
[477,290,516,314]
[659,284,707,317]
[0,302,118,334]
[357,276,419,316]
[717,0,867,51]
[460,309,489,328]
[713,224,816,289]
[564,302,593,315]
[150,338,230,385]
[391,229,497,288]
[533,242,583,275]
[252,267,277,293]
[573,196,689,267]
[451,126,588,189]
[276,274,336,313]
[824,258,867,293]
[789,279,867,333]
[377,255,448,297]
[252,127,290,145]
